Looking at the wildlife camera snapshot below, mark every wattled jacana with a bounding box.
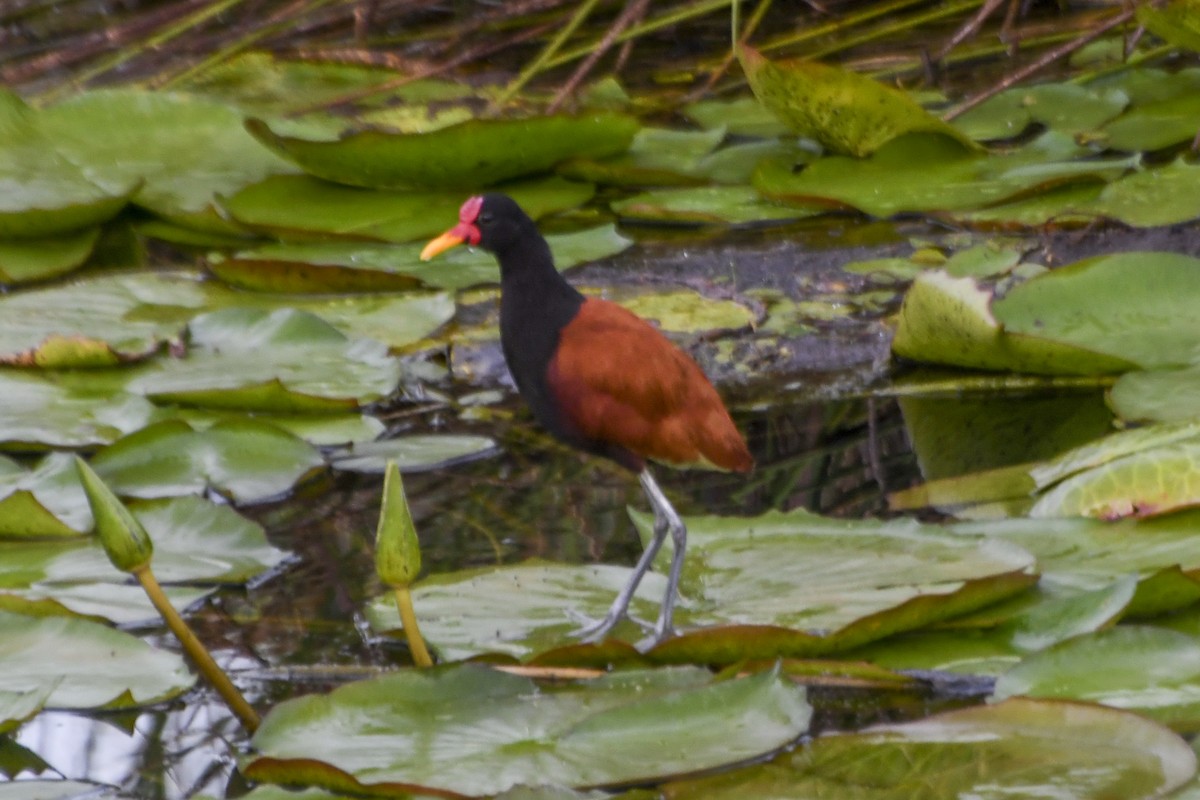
[421,194,753,644]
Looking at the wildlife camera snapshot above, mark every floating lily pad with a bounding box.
[328,435,498,473]
[994,251,1200,370]
[1086,158,1200,227]
[611,186,815,226]
[1138,2,1200,53]
[0,271,208,367]
[737,45,976,156]
[993,626,1200,731]
[91,419,324,503]
[952,82,1128,141]
[211,224,632,292]
[181,52,475,118]
[221,174,594,243]
[126,308,401,412]
[176,409,386,446]
[755,131,1134,218]
[373,509,1034,662]
[0,453,90,538]
[40,89,297,231]
[891,270,1133,375]
[247,112,638,189]
[559,127,723,186]
[245,664,811,797]
[641,508,1035,662]
[0,609,194,711]
[1102,87,1200,152]
[0,371,158,450]
[663,697,1195,799]
[0,91,135,238]
[0,227,100,286]
[367,561,667,661]
[685,97,790,138]
[0,492,284,623]
[1030,435,1200,519]
[615,289,757,333]
[1110,367,1200,423]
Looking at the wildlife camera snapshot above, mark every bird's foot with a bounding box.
[634,618,679,653]
[566,608,654,644]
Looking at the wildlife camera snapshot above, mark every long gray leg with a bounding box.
[640,470,686,643]
[574,468,678,644]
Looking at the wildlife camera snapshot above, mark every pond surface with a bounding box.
[4,209,1188,798]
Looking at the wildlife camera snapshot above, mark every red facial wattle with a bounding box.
[419,194,484,260]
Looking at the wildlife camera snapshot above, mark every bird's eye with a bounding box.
[478,211,494,224]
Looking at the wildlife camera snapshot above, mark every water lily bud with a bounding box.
[75,456,153,573]
[375,461,421,588]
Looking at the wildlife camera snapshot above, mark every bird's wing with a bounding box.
[547,298,752,472]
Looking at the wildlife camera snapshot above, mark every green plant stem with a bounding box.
[543,0,732,71]
[1073,41,1174,85]
[755,0,937,53]
[807,0,982,62]
[159,0,343,89]
[43,0,247,99]
[394,586,433,668]
[135,566,261,733]
[489,0,603,112]
[944,5,1136,119]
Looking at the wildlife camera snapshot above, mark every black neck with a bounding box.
[496,228,585,444]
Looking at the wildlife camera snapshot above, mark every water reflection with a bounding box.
[8,394,926,798]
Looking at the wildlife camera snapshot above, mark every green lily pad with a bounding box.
[615,289,757,333]
[755,131,1134,218]
[0,90,135,238]
[0,609,194,710]
[610,186,816,226]
[91,418,324,503]
[125,308,401,411]
[0,271,206,367]
[1086,158,1200,227]
[176,409,386,446]
[1102,87,1200,152]
[896,422,1200,521]
[0,684,51,735]
[943,181,1104,228]
[559,126,724,186]
[246,112,638,189]
[0,453,89,538]
[180,52,474,118]
[684,97,790,138]
[994,251,1200,370]
[891,270,1133,375]
[737,45,976,156]
[663,697,1195,799]
[245,664,811,796]
[211,224,632,292]
[1110,367,1200,423]
[0,370,157,449]
[372,509,1034,662]
[642,508,1035,662]
[1030,435,1200,518]
[221,174,594,243]
[366,561,667,661]
[40,89,298,231]
[0,493,284,621]
[328,435,497,473]
[1138,2,1200,52]
[993,626,1200,731]
[0,227,100,285]
[952,82,1128,141]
